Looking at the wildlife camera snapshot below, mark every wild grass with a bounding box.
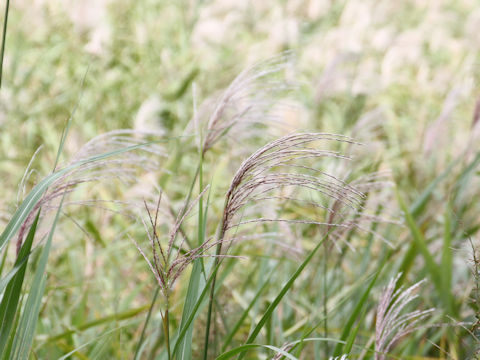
[0,1,480,359]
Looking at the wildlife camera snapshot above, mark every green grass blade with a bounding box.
[1,302,21,360]
[0,256,30,294]
[216,338,345,360]
[237,233,330,359]
[177,260,203,359]
[46,305,149,343]
[396,165,456,287]
[0,210,40,356]
[57,326,126,360]
[0,0,10,88]
[133,286,160,360]
[332,265,383,356]
[283,267,381,358]
[221,265,277,352]
[179,155,206,360]
[11,276,46,359]
[397,193,447,305]
[171,263,221,358]
[163,67,199,101]
[216,344,298,360]
[397,152,478,287]
[343,316,363,355]
[0,242,9,277]
[410,155,460,218]
[441,205,454,314]
[10,195,65,360]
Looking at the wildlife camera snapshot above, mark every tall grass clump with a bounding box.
[1,35,479,359]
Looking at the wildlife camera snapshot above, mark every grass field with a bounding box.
[1,0,480,359]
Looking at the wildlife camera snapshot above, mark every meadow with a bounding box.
[0,0,479,359]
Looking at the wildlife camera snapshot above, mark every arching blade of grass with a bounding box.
[178,154,208,360]
[410,156,460,218]
[171,262,222,358]
[237,232,331,359]
[218,344,298,360]
[163,67,199,101]
[133,286,160,360]
[45,305,149,343]
[0,242,9,277]
[282,267,381,358]
[397,151,479,287]
[57,326,127,360]
[0,141,156,252]
[343,312,364,355]
[0,256,30,294]
[177,248,204,360]
[332,264,383,356]
[217,338,346,360]
[10,195,65,360]
[1,310,20,360]
[171,256,238,358]
[0,0,10,88]
[221,264,278,352]
[397,193,453,314]
[0,210,40,358]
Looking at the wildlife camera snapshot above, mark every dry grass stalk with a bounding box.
[220,132,370,244]
[191,52,294,154]
[133,187,243,299]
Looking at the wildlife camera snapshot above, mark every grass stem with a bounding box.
[203,226,225,360]
[0,0,10,89]
[163,306,171,360]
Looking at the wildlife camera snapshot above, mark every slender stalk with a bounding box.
[133,286,160,360]
[203,225,226,360]
[323,239,329,358]
[0,0,10,89]
[163,306,171,360]
[198,154,204,248]
[198,148,213,360]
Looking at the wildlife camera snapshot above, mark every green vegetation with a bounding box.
[0,1,479,359]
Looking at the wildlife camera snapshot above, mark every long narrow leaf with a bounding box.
[332,265,383,356]
[397,152,477,287]
[133,286,160,360]
[46,305,149,343]
[0,256,30,294]
[216,338,345,360]
[171,263,221,358]
[0,211,40,356]
[10,195,65,359]
[237,232,331,359]
[0,0,10,88]
[441,205,454,315]
[180,155,207,360]
[221,265,277,351]
[397,193,446,307]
